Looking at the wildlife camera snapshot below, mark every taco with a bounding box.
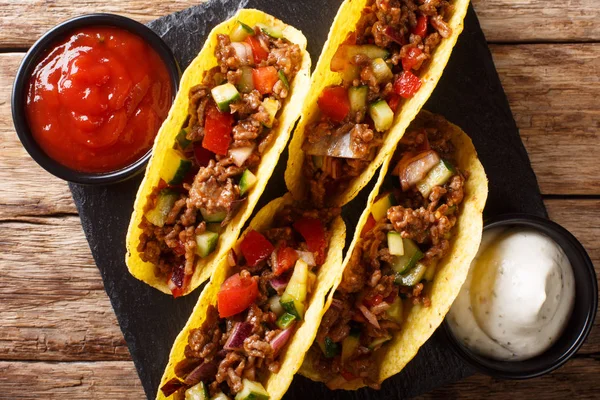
[157,194,345,400]
[300,111,488,389]
[285,0,469,207]
[125,9,311,296]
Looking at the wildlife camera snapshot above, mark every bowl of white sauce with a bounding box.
[443,213,597,379]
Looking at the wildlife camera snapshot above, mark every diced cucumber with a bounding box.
[416,159,456,198]
[371,192,395,221]
[368,335,392,350]
[230,21,254,42]
[368,99,394,132]
[387,231,404,256]
[145,189,178,227]
[211,393,230,400]
[200,208,227,223]
[235,379,269,400]
[176,128,191,150]
[371,58,393,83]
[341,333,360,363]
[276,312,296,329]
[211,83,240,112]
[185,381,209,400]
[348,85,368,115]
[257,23,283,39]
[160,148,192,185]
[318,336,340,358]
[347,44,390,60]
[279,259,308,319]
[312,155,324,169]
[278,70,289,90]
[389,238,423,274]
[206,222,222,233]
[238,66,255,93]
[261,97,280,128]
[386,296,403,323]
[239,169,257,196]
[269,295,284,317]
[424,261,437,281]
[341,64,361,84]
[395,262,427,287]
[196,231,219,258]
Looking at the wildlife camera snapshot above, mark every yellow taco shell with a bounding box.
[125,9,311,296]
[156,193,346,400]
[285,0,470,207]
[300,110,488,389]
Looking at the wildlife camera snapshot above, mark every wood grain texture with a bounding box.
[0,0,599,48]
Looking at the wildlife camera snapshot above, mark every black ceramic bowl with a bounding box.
[443,213,597,379]
[12,13,180,185]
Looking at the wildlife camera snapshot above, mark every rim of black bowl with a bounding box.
[12,13,180,185]
[443,213,597,379]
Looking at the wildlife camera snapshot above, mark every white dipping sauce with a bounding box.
[447,227,575,361]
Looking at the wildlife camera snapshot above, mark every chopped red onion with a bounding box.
[271,324,296,356]
[358,304,380,329]
[270,275,289,292]
[224,322,253,350]
[398,150,440,191]
[229,146,255,167]
[295,250,316,267]
[183,360,219,386]
[231,42,254,66]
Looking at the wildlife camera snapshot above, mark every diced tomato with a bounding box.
[245,35,269,64]
[318,86,350,123]
[364,294,384,308]
[393,71,422,99]
[274,246,299,276]
[193,142,214,167]
[402,47,423,72]
[202,104,233,155]
[386,93,401,113]
[293,218,327,265]
[240,230,275,267]
[361,213,377,238]
[168,264,190,298]
[340,369,358,381]
[252,66,279,95]
[412,15,428,38]
[217,273,259,318]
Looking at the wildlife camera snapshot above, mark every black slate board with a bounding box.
[69,0,547,398]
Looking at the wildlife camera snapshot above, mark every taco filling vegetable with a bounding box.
[309,114,466,388]
[301,0,454,207]
[137,21,304,296]
[160,204,340,399]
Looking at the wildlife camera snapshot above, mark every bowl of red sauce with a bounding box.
[12,14,180,184]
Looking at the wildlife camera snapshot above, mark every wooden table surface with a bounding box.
[0,0,598,398]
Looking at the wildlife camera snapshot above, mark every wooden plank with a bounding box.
[0,0,598,48]
[421,356,600,399]
[0,53,76,219]
[0,200,597,363]
[490,43,600,195]
[0,360,145,398]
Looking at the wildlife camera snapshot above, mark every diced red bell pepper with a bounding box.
[293,218,327,265]
[240,230,275,267]
[245,35,269,64]
[218,273,259,318]
[340,369,358,381]
[361,213,377,238]
[168,264,190,298]
[402,47,423,72]
[393,71,422,99]
[252,66,279,95]
[274,246,299,276]
[317,86,350,123]
[202,104,233,155]
[193,142,214,167]
[386,93,401,113]
[364,294,384,308]
[412,15,428,38]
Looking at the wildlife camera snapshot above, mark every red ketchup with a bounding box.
[25,26,173,173]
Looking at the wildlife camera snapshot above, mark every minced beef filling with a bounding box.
[302,0,453,207]
[164,206,340,398]
[137,27,303,287]
[310,117,466,387]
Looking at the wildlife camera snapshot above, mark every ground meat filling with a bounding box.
[310,119,466,387]
[137,28,303,292]
[302,0,453,207]
[164,205,340,398]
